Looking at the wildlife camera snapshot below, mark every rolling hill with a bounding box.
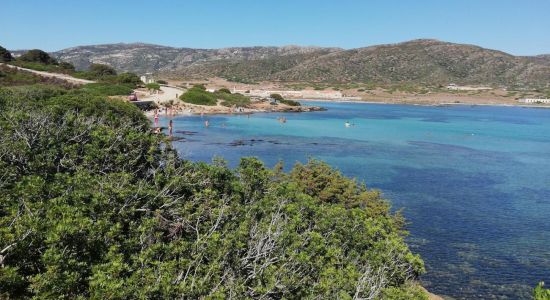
[47,40,550,87]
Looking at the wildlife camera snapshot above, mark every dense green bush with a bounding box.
[268,93,300,106]
[73,64,123,81]
[217,87,231,94]
[89,63,117,76]
[113,72,142,86]
[8,47,73,74]
[18,49,57,65]
[58,61,75,71]
[11,60,76,74]
[534,282,550,300]
[179,87,218,105]
[2,84,68,101]
[179,86,251,107]
[0,84,426,299]
[216,91,251,107]
[145,82,161,91]
[156,79,168,84]
[381,283,429,300]
[270,93,284,101]
[280,99,301,106]
[78,82,134,96]
[74,70,142,88]
[0,45,13,62]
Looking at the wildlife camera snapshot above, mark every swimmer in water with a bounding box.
[205,120,209,127]
[345,121,351,128]
[168,120,173,136]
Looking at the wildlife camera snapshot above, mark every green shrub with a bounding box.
[217,88,231,94]
[3,84,68,101]
[179,88,217,105]
[270,93,284,101]
[89,63,117,76]
[0,84,424,299]
[534,282,550,300]
[216,91,251,107]
[18,49,57,65]
[79,83,134,96]
[156,79,168,84]
[381,283,429,300]
[192,84,206,90]
[58,61,75,71]
[145,83,161,91]
[114,72,142,86]
[280,99,301,106]
[0,45,13,62]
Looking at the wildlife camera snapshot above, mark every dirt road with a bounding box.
[1,63,95,84]
[139,85,185,104]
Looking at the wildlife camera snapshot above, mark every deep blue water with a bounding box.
[156,102,550,299]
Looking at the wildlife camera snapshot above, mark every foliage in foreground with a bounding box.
[78,82,135,96]
[0,85,425,299]
[534,282,550,300]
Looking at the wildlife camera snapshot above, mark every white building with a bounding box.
[140,73,155,84]
[518,98,550,104]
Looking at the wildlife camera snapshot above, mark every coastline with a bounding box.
[146,98,550,118]
[298,98,550,109]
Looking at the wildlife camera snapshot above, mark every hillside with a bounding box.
[53,43,339,74]
[48,40,550,87]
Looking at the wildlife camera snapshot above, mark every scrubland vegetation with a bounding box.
[179,85,252,107]
[0,46,430,299]
[2,44,549,299]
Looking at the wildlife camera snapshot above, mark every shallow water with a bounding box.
[157,102,550,299]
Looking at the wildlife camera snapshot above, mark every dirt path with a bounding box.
[139,85,185,104]
[1,63,96,85]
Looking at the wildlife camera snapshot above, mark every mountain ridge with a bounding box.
[26,39,549,87]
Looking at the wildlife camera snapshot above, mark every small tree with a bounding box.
[58,61,75,71]
[0,45,13,62]
[89,63,117,76]
[156,79,167,84]
[18,49,57,64]
[217,88,231,94]
[192,84,206,90]
[145,83,161,92]
[116,72,142,86]
[270,93,284,101]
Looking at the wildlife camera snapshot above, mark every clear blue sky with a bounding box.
[2,0,550,55]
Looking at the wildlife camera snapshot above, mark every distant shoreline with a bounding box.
[298,98,550,109]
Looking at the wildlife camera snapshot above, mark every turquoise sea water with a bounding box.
[157,101,550,299]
